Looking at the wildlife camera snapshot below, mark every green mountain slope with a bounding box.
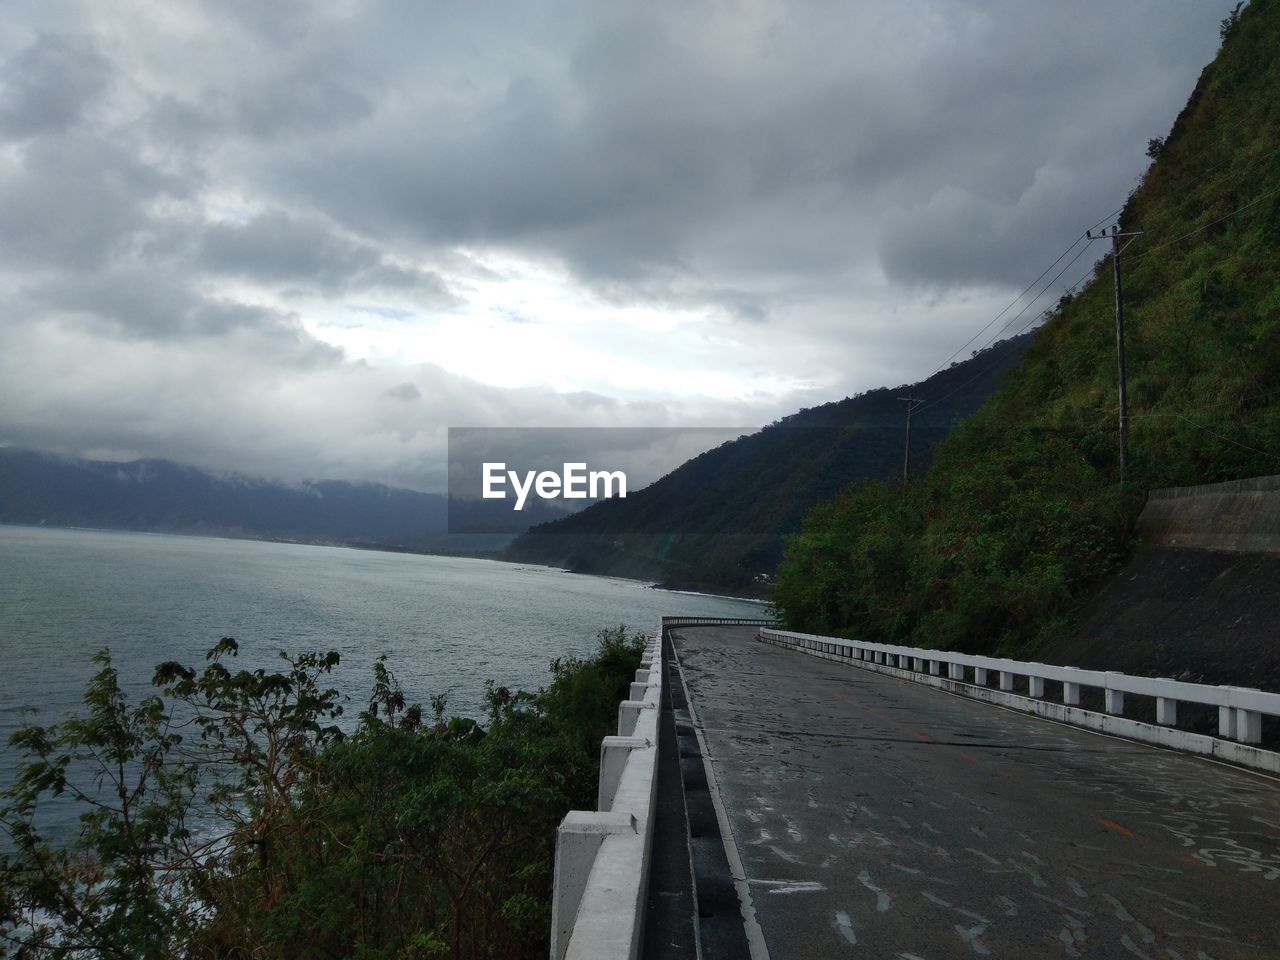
[774,1,1280,653]
[504,333,1031,595]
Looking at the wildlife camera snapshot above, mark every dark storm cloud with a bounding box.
[29,268,342,356]
[0,131,185,270]
[0,0,1243,489]
[0,34,111,138]
[197,211,457,299]
[263,1,1231,298]
[384,382,422,402]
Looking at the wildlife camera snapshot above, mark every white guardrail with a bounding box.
[760,628,1280,774]
[550,616,777,960]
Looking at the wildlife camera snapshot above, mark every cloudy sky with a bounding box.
[0,0,1237,491]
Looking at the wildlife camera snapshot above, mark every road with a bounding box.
[670,625,1280,959]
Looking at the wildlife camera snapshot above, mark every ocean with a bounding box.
[0,524,763,836]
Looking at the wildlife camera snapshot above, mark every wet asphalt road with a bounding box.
[671,626,1280,960]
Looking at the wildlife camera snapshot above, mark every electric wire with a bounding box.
[1127,183,1280,264]
[914,242,1097,412]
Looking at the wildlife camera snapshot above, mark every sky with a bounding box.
[0,0,1240,492]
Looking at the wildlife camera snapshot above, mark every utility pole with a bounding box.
[898,395,923,488]
[1087,224,1143,481]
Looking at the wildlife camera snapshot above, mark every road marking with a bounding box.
[833,911,857,944]
[749,879,826,895]
[1096,817,1135,837]
[857,869,892,912]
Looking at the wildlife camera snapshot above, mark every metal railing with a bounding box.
[661,615,778,628]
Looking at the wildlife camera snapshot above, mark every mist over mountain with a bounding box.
[0,448,567,553]
[504,332,1033,593]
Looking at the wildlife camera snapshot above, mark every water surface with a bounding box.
[0,524,763,776]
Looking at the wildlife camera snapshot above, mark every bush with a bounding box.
[0,627,646,960]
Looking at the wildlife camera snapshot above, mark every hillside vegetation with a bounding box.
[505,334,1031,595]
[774,1,1280,654]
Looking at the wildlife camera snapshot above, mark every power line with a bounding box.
[918,204,1125,386]
[1172,415,1280,462]
[903,145,1280,426]
[1128,183,1280,264]
[914,242,1097,412]
[924,228,1101,380]
[897,395,923,487]
[1129,412,1279,456]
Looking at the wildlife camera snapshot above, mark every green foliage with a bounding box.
[0,627,646,960]
[1221,2,1244,42]
[774,2,1280,654]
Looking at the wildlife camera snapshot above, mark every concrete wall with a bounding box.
[549,616,776,960]
[1140,474,1280,554]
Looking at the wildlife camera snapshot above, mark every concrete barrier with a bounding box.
[759,628,1280,775]
[1140,474,1280,554]
[549,615,777,960]
[549,633,661,960]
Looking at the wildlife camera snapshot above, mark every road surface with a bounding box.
[671,625,1280,959]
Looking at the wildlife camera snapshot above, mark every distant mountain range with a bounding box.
[504,332,1034,594]
[2,333,1030,572]
[0,448,565,553]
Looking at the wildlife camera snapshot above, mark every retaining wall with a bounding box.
[1140,474,1280,554]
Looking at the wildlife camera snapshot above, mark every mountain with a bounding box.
[504,332,1033,595]
[0,448,558,553]
[773,1,1280,654]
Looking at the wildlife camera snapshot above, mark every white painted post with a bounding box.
[1105,689,1124,715]
[629,681,648,701]
[929,660,941,676]
[598,737,649,812]
[551,811,637,960]
[1236,709,1262,744]
[913,657,923,671]
[617,700,655,738]
[1219,705,1237,739]
[949,663,964,681]
[999,672,1014,692]
[1028,676,1045,699]
[1063,682,1081,706]
[974,668,989,686]
[1156,697,1177,726]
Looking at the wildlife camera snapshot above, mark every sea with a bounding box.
[0,524,764,837]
